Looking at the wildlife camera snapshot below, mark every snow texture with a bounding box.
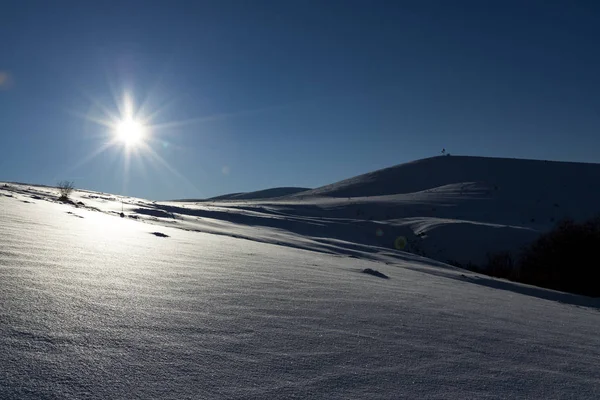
[1,155,600,399]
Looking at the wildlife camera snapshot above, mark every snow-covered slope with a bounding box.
[4,155,599,269]
[282,155,600,265]
[1,184,600,399]
[202,187,310,201]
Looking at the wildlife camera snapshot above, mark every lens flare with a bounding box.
[394,236,407,250]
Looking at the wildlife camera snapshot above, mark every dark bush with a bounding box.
[455,218,600,298]
[518,218,600,297]
[57,180,75,201]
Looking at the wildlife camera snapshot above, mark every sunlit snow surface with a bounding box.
[1,185,600,399]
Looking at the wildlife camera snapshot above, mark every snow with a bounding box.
[3,155,600,268]
[202,187,311,201]
[295,155,600,200]
[2,155,600,398]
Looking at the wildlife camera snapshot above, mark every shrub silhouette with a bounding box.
[518,218,600,297]
[57,180,75,201]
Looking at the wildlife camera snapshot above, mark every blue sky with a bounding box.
[1,1,599,200]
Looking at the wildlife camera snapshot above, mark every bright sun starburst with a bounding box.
[111,93,147,147]
[115,118,145,145]
[66,88,202,197]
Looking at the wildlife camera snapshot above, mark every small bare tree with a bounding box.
[57,180,75,201]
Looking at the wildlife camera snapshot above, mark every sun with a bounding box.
[115,118,145,145]
[67,89,202,196]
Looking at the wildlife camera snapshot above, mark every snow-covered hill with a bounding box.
[4,155,600,268]
[1,181,600,399]
[278,155,600,265]
[203,186,311,201]
[293,155,600,200]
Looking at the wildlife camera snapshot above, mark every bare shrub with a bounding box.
[57,180,75,201]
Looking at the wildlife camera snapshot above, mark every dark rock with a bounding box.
[150,232,169,238]
[361,268,389,279]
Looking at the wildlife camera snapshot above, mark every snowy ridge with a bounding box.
[292,155,600,199]
[204,186,311,201]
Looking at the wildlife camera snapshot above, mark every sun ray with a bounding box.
[148,113,244,132]
[134,149,151,182]
[64,109,116,129]
[135,54,179,122]
[139,97,179,124]
[140,142,202,195]
[149,103,296,133]
[81,90,122,122]
[60,140,117,178]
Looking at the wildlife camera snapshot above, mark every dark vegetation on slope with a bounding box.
[452,217,600,298]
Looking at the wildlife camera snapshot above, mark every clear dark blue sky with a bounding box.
[1,1,599,200]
